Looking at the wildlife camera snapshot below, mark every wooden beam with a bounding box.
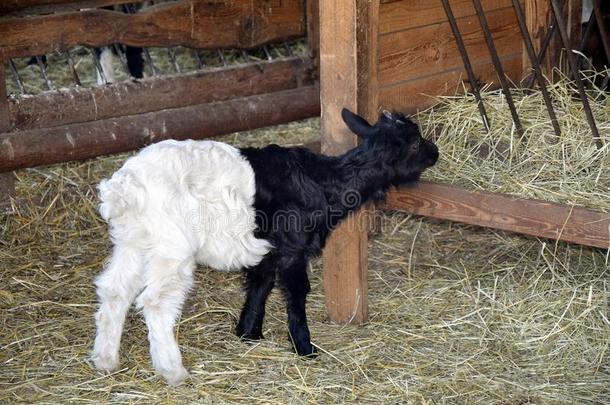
[384,181,610,249]
[0,61,16,206]
[0,0,306,59]
[0,85,320,172]
[320,0,379,325]
[9,57,314,131]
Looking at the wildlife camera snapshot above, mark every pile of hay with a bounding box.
[419,70,610,212]
[2,83,610,402]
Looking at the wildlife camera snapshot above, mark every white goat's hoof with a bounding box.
[92,351,119,372]
[160,366,189,386]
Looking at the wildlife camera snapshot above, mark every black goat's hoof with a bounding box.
[293,343,318,358]
[236,329,264,342]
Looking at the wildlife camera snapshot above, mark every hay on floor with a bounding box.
[1,81,610,402]
[418,69,610,213]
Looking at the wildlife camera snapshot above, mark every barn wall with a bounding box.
[378,0,525,113]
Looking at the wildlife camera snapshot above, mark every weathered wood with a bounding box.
[0,62,16,206]
[0,85,320,172]
[380,54,523,113]
[384,181,610,249]
[379,6,522,86]
[9,57,314,131]
[379,0,514,34]
[0,0,306,59]
[306,0,320,74]
[320,0,379,325]
[0,0,145,16]
[523,0,552,75]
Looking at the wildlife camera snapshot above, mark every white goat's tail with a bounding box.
[98,170,145,221]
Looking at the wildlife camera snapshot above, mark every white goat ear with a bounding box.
[382,110,393,120]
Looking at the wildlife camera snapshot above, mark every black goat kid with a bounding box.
[236,108,439,356]
[93,108,438,385]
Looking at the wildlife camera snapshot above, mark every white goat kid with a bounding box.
[92,140,270,386]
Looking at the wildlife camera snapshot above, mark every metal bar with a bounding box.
[36,55,52,90]
[550,0,603,148]
[262,45,273,61]
[511,0,561,138]
[193,50,205,69]
[592,0,610,69]
[283,41,293,56]
[526,15,558,88]
[8,59,25,94]
[472,0,523,137]
[89,48,108,84]
[63,50,81,87]
[167,48,181,73]
[441,0,491,132]
[240,50,250,63]
[142,48,157,76]
[571,11,597,81]
[112,44,130,75]
[217,50,228,67]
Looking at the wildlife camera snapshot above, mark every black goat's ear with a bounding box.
[341,108,375,139]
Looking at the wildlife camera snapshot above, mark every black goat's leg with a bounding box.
[126,46,145,79]
[236,255,275,341]
[277,255,317,357]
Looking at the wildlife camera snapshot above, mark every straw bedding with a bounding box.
[1,78,610,403]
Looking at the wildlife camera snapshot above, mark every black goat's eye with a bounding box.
[410,142,419,152]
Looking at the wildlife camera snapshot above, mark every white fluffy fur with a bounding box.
[92,139,271,385]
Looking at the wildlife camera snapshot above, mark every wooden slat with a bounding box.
[8,57,314,131]
[379,6,522,86]
[384,181,610,249]
[320,0,379,325]
[0,0,306,59]
[379,0,514,34]
[380,54,523,112]
[0,85,320,172]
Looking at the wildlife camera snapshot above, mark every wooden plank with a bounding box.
[384,181,610,249]
[0,85,320,172]
[379,6,522,86]
[9,57,314,131]
[379,0,514,34]
[524,0,552,75]
[0,0,145,16]
[319,0,379,325]
[0,0,306,59]
[0,62,16,206]
[306,0,320,74]
[380,54,523,112]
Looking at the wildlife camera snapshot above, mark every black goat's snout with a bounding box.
[424,139,439,167]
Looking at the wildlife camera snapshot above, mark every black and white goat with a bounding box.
[92,108,439,385]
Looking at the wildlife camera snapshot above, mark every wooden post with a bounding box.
[0,61,16,207]
[320,0,379,324]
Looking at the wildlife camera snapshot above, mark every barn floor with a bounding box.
[1,116,609,404]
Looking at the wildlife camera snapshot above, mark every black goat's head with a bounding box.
[341,108,439,186]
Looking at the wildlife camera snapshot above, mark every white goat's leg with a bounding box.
[136,256,194,386]
[92,246,144,372]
